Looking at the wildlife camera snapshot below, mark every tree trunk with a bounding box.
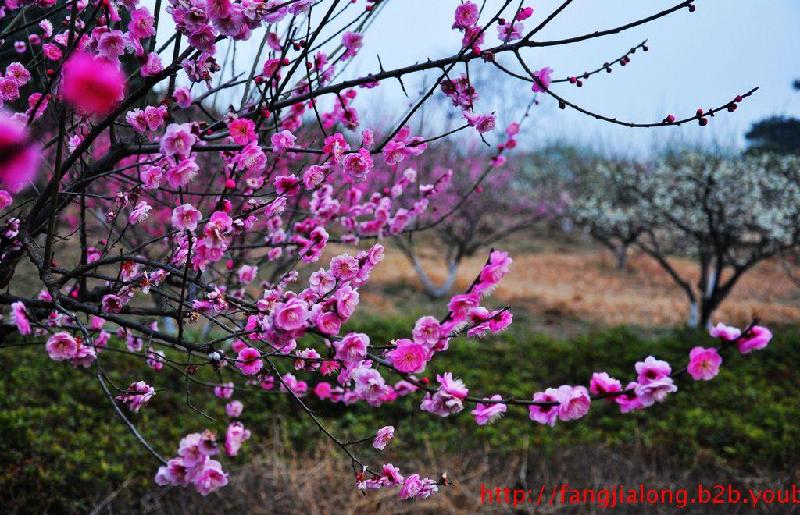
[615,244,628,270]
[411,254,459,299]
[688,301,699,328]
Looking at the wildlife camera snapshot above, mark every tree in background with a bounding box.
[569,158,648,270]
[584,153,800,327]
[391,144,571,298]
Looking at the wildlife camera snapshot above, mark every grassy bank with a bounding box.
[1,317,797,513]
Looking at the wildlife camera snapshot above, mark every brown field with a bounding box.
[351,242,800,328]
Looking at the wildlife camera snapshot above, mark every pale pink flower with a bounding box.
[45,331,79,360]
[130,7,156,39]
[529,388,559,426]
[214,382,234,399]
[192,459,228,495]
[173,87,192,108]
[0,190,12,210]
[709,322,741,341]
[226,400,243,418]
[141,52,163,76]
[335,286,359,319]
[155,458,190,486]
[273,297,309,331]
[399,474,438,500]
[237,265,258,284]
[172,203,202,231]
[373,425,395,450]
[412,316,442,346]
[343,148,373,181]
[61,52,125,115]
[330,253,359,280]
[463,111,495,133]
[555,385,590,421]
[589,372,622,396]
[420,373,468,417]
[334,332,369,364]
[635,356,671,385]
[471,395,507,425]
[165,159,199,188]
[10,301,31,335]
[737,325,772,354]
[615,382,644,413]
[129,200,152,225]
[146,348,165,371]
[224,422,251,456]
[160,123,197,159]
[280,373,308,396]
[270,130,296,153]
[635,377,677,407]
[6,62,30,86]
[687,346,722,381]
[0,76,20,101]
[116,381,156,412]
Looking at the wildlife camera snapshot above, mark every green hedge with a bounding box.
[1,319,797,512]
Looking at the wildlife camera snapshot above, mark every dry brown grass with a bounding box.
[116,439,798,514]
[354,244,800,327]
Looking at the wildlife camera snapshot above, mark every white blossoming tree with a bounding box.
[574,153,800,326]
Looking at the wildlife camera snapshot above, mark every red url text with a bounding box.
[480,483,800,509]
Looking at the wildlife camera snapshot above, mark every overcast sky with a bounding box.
[152,0,800,156]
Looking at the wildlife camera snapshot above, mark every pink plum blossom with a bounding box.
[45,331,78,361]
[387,339,428,374]
[737,325,772,354]
[61,52,125,116]
[0,113,39,192]
[116,381,156,412]
[709,322,741,341]
[687,346,722,381]
[373,425,395,450]
[471,395,507,425]
[236,347,263,376]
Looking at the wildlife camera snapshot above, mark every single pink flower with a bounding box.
[61,52,125,115]
[471,395,507,425]
[687,346,722,381]
[531,67,553,93]
[224,422,251,456]
[191,459,228,495]
[334,332,369,364]
[737,325,772,354]
[172,203,202,231]
[273,298,309,331]
[373,425,395,450]
[452,2,478,29]
[529,388,559,426]
[710,322,741,341]
[45,331,79,361]
[589,372,622,396]
[10,301,31,335]
[0,112,39,192]
[236,347,263,376]
[635,355,671,385]
[387,339,427,374]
